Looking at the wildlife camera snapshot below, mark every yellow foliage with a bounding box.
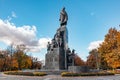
[98,28,120,69]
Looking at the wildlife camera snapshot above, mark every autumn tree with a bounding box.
[0,50,11,71]
[31,57,41,69]
[6,43,16,70]
[0,44,42,71]
[98,28,120,69]
[86,49,99,69]
[0,51,5,71]
[14,44,32,70]
[74,54,85,66]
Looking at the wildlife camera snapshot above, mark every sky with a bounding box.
[0,0,120,61]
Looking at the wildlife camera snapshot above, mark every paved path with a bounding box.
[0,72,120,80]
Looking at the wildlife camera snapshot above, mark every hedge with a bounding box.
[4,71,47,76]
[61,72,115,77]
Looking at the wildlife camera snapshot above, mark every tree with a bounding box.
[98,28,120,69]
[0,51,5,71]
[86,49,100,69]
[105,49,120,69]
[0,50,11,71]
[14,45,32,70]
[31,57,41,69]
[6,43,15,70]
[11,57,18,70]
[74,54,85,66]
[0,44,42,71]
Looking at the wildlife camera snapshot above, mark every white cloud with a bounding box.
[88,40,103,51]
[0,19,51,52]
[26,38,51,52]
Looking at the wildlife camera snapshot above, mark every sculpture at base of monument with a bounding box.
[67,49,76,66]
[53,28,64,48]
[51,39,56,50]
[59,7,68,26]
[66,48,71,54]
[54,30,61,47]
[47,42,51,51]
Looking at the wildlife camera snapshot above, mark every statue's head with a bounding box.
[62,7,65,11]
[72,49,75,53]
[48,42,50,44]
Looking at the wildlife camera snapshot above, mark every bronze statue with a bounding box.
[59,7,68,26]
[47,42,51,51]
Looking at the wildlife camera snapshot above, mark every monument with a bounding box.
[45,7,75,70]
[44,7,89,73]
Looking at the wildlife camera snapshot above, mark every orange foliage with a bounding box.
[98,28,120,69]
[74,54,85,66]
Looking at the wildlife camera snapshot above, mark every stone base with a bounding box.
[45,47,66,70]
[68,66,89,73]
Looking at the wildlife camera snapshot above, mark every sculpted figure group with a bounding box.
[66,48,75,64]
[47,29,63,52]
[47,38,75,65]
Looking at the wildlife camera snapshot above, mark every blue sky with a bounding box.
[0,0,120,61]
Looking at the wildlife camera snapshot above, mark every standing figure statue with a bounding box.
[47,42,51,52]
[54,30,61,47]
[71,49,75,66]
[59,7,68,26]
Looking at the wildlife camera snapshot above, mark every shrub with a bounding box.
[33,72,47,76]
[4,71,47,76]
[105,69,120,74]
[61,72,79,77]
[115,69,120,74]
[61,72,114,77]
